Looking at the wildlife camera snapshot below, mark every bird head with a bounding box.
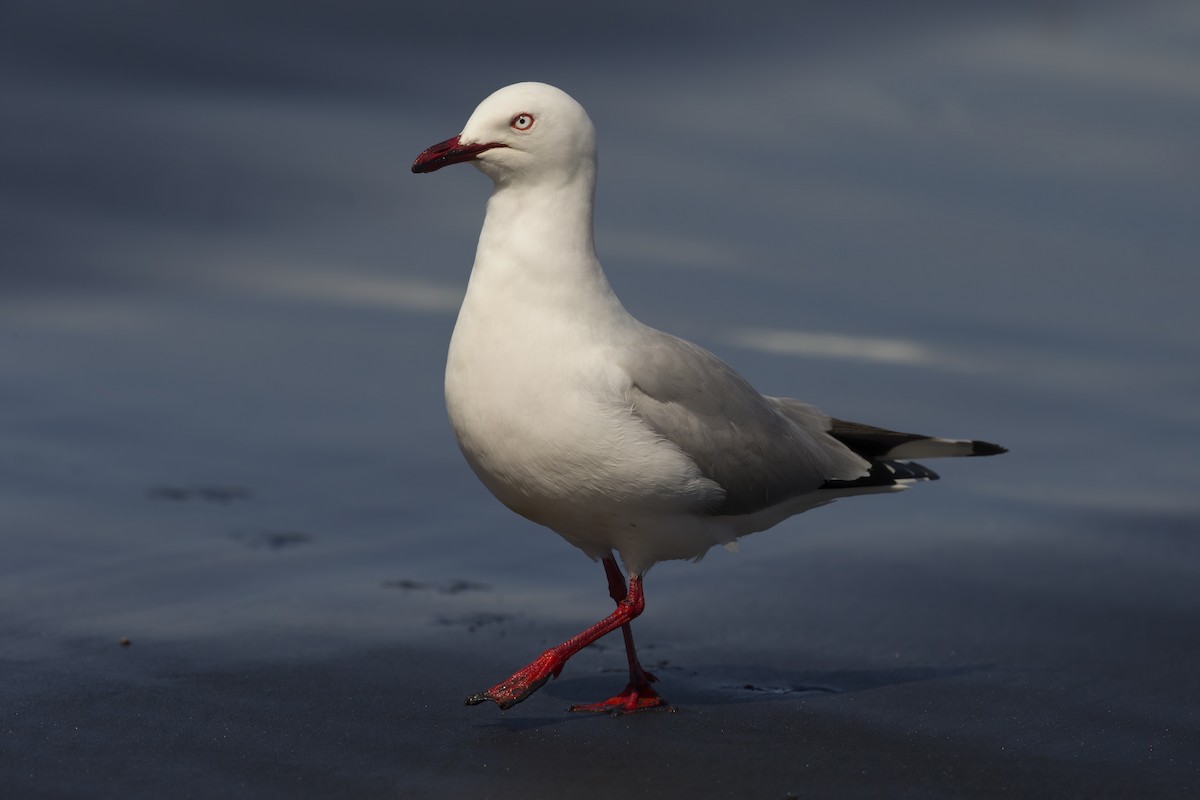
[412,82,596,187]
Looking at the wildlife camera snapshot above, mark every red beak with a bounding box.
[411,135,506,174]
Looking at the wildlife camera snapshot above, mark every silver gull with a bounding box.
[411,82,1005,714]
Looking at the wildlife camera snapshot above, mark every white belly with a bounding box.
[444,299,721,561]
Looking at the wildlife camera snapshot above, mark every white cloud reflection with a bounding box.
[225,267,463,313]
[725,327,971,370]
[269,272,463,313]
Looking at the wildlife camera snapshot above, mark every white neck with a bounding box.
[463,170,626,322]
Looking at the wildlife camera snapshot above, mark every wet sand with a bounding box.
[4,502,1197,798]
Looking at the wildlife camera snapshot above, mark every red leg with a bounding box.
[568,558,669,714]
[463,556,672,714]
[465,559,649,711]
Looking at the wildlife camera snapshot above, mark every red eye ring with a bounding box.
[511,113,535,131]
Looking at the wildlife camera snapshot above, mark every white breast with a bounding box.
[444,257,722,560]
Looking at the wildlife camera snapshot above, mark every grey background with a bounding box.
[2,1,1198,797]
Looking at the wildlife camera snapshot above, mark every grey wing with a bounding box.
[773,402,1006,489]
[621,327,869,516]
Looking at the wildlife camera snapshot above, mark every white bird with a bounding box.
[412,82,1004,714]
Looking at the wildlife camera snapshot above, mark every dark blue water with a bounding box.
[3,2,1198,796]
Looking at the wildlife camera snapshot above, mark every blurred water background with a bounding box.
[2,1,1198,796]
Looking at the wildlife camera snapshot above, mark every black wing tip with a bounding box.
[969,440,1007,457]
[898,460,940,482]
[821,459,939,490]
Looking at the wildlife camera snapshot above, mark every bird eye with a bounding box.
[511,113,535,131]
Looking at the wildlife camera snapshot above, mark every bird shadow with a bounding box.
[471,662,994,732]
[546,662,993,709]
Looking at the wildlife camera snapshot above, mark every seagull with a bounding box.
[411,82,1005,714]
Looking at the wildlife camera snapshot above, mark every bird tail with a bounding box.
[826,418,1007,461]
